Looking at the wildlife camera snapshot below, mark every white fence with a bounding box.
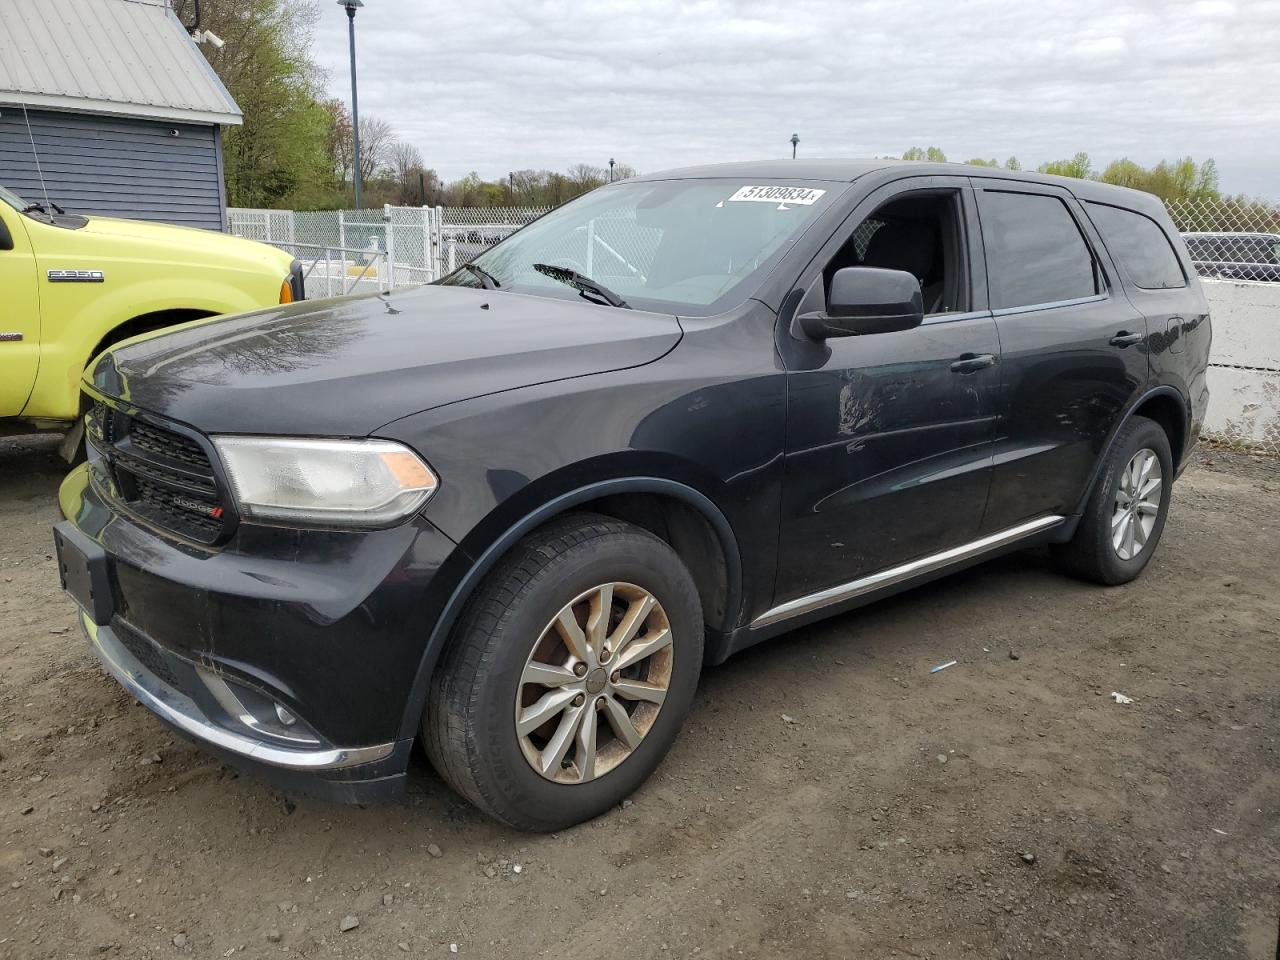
[229,201,1280,453]
[1202,279,1280,453]
[227,205,549,289]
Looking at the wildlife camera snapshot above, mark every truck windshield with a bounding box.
[0,184,31,211]
[438,179,840,315]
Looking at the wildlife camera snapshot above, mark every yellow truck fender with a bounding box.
[25,277,270,422]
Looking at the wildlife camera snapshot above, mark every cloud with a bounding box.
[312,0,1280,197]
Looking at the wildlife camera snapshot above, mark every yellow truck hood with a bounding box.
[76,216,294,272]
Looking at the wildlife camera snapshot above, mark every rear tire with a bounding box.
[1051,416,1173,585]
[424,513,703,831]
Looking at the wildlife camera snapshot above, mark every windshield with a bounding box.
[439,179,840,315]
[0,184,31,211]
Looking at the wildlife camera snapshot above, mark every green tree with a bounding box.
[902,146,948,162]
[965,158,1000,167]
[1097,157,1148,190]
[1037,152,1094,179]
[1095,156,1219,201]
[179,0,341,208]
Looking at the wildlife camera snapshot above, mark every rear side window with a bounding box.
[1086,202,1186,289]
[978,190,1098,310]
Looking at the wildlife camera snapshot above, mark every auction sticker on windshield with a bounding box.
[727,185,827,205]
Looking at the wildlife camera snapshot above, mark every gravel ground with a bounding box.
[1,433,1277,959]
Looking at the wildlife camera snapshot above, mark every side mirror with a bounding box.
[797,267,924,339]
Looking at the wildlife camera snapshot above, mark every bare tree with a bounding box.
[388,142,436,204]
[357,115,396,183]
[566,163,606,191]
[325,99,353,184]
[388,142,423,183]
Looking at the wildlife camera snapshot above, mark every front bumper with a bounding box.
[80,613,413,803]
[82,614,395,770]
[57,462,465,803]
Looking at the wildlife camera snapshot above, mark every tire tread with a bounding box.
[1051,415,1172,585]
[424,513,696,830]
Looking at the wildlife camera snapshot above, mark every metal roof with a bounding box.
[0,0,240,126]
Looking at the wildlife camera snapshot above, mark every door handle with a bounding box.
[1109,331,1145,348]
[950,353,997,374]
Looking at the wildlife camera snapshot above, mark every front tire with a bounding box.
[1052,415,1173,585]
[424,513,703,831]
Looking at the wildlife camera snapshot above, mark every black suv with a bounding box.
[55,161,1211,830]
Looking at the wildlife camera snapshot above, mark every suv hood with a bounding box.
[89,285,682,436]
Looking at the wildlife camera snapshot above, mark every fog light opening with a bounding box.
[198,668,321,747]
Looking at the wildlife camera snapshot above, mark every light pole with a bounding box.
[338,0,364,208]
[790,133,799,159]
[508,171,514,202]
[608,158,616,182]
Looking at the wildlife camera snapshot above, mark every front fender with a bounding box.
[24,277,271,421]
[390,474,743,742]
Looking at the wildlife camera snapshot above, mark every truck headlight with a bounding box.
[212,437,437,528]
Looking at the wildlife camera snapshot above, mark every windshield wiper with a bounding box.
[462,262,500,290]
[533,263,630,309]
[22,200,65,215]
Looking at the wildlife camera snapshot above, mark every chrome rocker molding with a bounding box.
[82,614,394,771]
[751,514,1065,629]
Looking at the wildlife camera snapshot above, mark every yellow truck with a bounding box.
[0,184,302,452]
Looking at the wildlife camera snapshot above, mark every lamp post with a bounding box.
[338,0,364,208]
[508,171,514,202]
[608,158,616,182]
[790,133,799,159]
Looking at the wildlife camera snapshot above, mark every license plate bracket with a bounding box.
[53,521,114,626]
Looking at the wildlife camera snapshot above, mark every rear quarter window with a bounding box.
[977,190,1099,310]
[1086,202,1186,290]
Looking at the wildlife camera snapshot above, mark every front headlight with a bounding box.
[212,437,437,528]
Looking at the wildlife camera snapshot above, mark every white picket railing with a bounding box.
[227,204,550,288]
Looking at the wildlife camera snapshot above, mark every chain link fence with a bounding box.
[1163,198,1280,454]
[1165,197,1280,283]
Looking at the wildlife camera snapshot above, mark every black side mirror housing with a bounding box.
[797,267,924,339]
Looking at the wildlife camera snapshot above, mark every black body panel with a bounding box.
[91,284,682,436]
[60,462,464,748]
[59,160,1212,800]
[971,179,1152,531]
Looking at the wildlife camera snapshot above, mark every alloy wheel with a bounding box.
[514,582,673,784]
[1112,447,1163,561]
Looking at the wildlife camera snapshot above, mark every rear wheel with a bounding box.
[424,513,703,831]
[1051,415,1173,585]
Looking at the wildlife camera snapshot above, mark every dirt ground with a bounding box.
[1,433,1277,960]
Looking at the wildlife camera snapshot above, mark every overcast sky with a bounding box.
[311,0,1280,198]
